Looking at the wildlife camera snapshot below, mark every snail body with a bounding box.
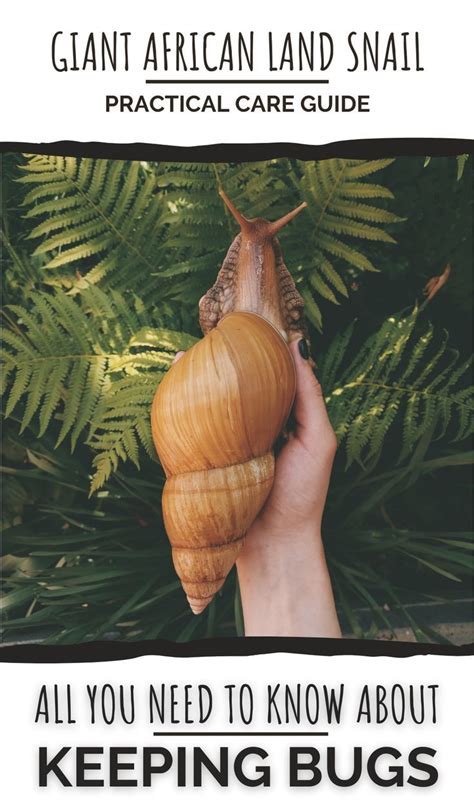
[151,192,307,613]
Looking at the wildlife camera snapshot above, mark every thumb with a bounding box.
[171,350,186,366]
[289,338,336,452]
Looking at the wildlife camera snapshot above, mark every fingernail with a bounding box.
[298,339,310,360]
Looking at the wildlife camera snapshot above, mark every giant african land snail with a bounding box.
[151,190,307,613]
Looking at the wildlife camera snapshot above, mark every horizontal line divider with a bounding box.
[152,731,329,736]
[145,79,330,84]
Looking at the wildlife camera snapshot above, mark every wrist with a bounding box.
[240,520,323,560]
[236,522,327,593]
[236,524,340,638]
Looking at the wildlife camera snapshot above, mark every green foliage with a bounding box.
[184,158,402,330]
[19,155,401,329]
[0,427,234,643]
[456,155,469,181]
[4,154,406,488]
[17,156,170,292]
[1,426,472,645]
[88,373,162,492]
[323,308,473,467]
[1,153,473,644]
[296,158,402,328]
[424,154,470,181]
[1,286,196,487]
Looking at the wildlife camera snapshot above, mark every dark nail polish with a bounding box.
[298,339,310,360]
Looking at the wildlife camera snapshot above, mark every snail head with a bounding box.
[199,190,307,338]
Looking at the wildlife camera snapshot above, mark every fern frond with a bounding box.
[88,324,197,490]
[250,158,400,322]
[19,156,166,293]
[301,289,323,331]
[456,154,469,181]
[1,288,196,452]
[425,154,470,182]
[322,309,474,467]
[88,376,159,492]
[345,159,395,179]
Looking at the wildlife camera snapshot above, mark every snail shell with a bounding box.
[151,192,307,614]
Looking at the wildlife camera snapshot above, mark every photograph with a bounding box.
[1,153,472,645]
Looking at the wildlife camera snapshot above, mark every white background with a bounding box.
[0,0,472,144]
[1,1,472,802]
[0,653,472,801]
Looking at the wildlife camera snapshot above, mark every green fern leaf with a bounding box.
[345,159,395,178]
[1,288,195,458]
[293,158,399,320]
[88,376,159,492]
[18,156,165,293]
[456,155,469,181]
[322,309,474,467]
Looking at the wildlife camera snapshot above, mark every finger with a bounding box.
[172,351,186,365]
[289,338,336,451]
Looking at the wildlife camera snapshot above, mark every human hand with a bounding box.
[236,338,341,637]
[173,337,337,535]
[171,338,341,637]
[244,338,337,540]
